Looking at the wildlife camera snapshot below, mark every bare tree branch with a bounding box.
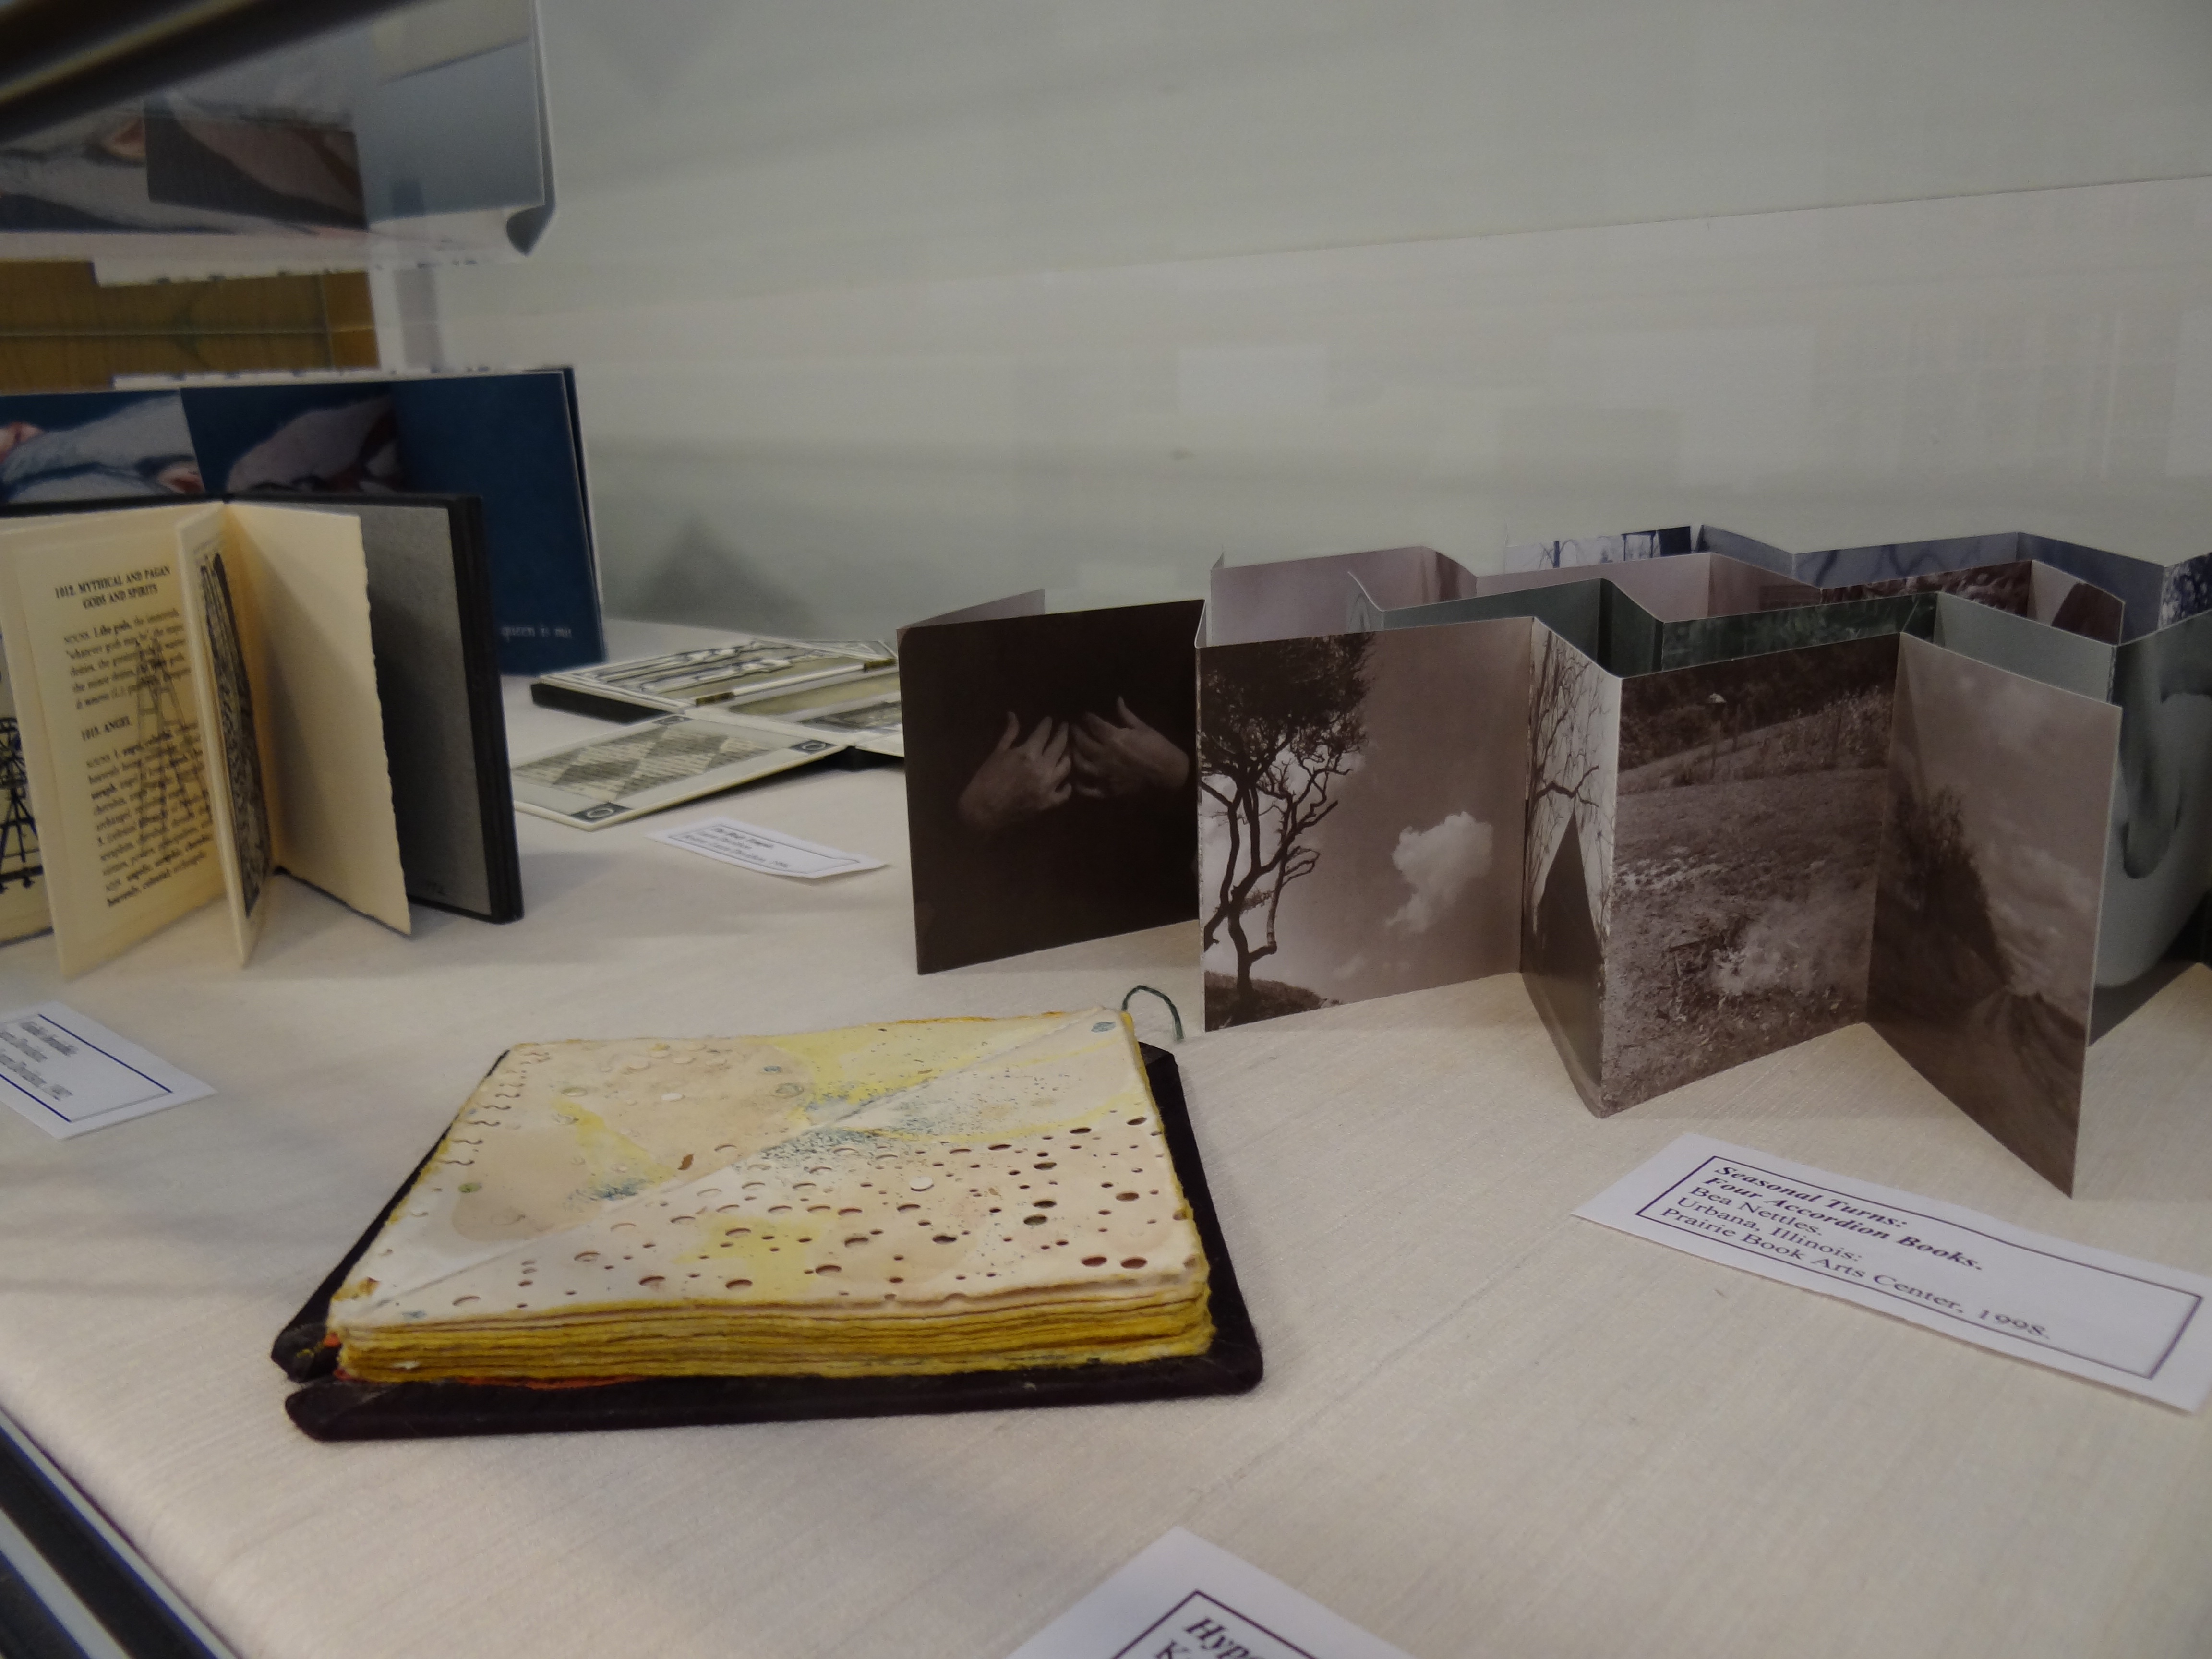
[1198,633,1372,1021]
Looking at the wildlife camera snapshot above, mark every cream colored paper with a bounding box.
[219,503,409,935]
[0,501,409,974]
[0,505,223,976]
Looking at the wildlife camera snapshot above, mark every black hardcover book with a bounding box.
[528,678,661,723]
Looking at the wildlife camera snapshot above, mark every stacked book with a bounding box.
[517,635,902,829]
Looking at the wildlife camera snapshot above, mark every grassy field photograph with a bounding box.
[1599,635,1898,1112]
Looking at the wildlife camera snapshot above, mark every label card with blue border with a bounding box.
[0,1002,214,1139]
[1577,1134,2212,1410]
[1006,1528,1416,1659]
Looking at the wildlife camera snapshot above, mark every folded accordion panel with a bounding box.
[1599,633,1899,1117]
[1520,626,1617,1104]
[1197,616,1531,1032]
[901,598,1203,974]
[1184,529,2212,1192]
[1867,637,2120,1192]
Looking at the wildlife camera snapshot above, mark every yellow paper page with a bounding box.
[0,506,224,976]
[0,642,52,946]
[177,522,276,964]
[223,503,409,935]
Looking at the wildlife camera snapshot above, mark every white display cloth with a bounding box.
[3,624,2212,1659]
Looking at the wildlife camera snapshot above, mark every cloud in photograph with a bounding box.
[1212,618,1531,1008]
[1387,811,1492,934]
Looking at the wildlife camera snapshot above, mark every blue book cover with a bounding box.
[0,374,605,675]
[385,371,602,674]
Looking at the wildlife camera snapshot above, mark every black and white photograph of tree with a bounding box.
[1199,620,1530,1029]
[1520,627,1619,1105]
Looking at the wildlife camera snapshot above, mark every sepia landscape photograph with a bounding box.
[1601,634,1898,1114]
[1817,560,2032,617]
[1199,619,1530,1029]
[1519,627,1619,1104]
[1869,635,2120,1191]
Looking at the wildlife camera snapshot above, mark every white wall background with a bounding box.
[428,0,2212,640]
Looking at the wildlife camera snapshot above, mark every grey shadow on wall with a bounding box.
[601,514,827,637]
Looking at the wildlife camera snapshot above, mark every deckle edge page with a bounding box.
[226,501,411,934]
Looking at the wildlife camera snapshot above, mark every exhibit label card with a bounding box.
[1578,1135,2212,1410]
[1006,1527,1415,1659]
[0,1002,215,1139]
[649,816,886,878]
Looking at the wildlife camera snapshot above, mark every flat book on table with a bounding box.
[272,1037,1259,1441]
[530,633,894,720]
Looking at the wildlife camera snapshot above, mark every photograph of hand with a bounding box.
[959,713,1072,832]
[957,700,1192,832]
[1072,698,1191,800]
[902,597,1204,973]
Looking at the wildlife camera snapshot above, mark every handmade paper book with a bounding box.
[1,492,522,925]
[0,501,418,973]
[882,531,2205,1192]
[320,1010,1212,1382]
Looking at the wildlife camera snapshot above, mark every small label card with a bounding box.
[1578,1135,2212,1410]
[1006,1528,1416,1659]
[649,816,886,879]
[0,1002,215,1140]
